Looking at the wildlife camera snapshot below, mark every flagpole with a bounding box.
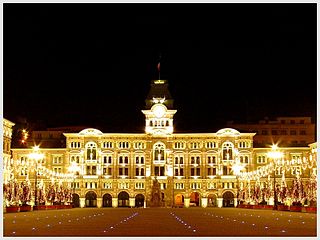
[158,53,161,80]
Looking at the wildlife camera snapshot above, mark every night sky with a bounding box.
[4,3,317,133]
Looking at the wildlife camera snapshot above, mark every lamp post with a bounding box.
[267,145,283,210]
[28,146,44,208]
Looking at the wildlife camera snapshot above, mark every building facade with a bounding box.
[3,118,15,183]
[10,80,317,208]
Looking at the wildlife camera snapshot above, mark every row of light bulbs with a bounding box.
[239,155,316,181]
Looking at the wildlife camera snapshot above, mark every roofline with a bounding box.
[63,132,256,137]
[3,118,15,127]
[253,147,310,150]
[12,148,66,151]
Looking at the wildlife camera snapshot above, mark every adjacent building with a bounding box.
[226,117,315,147]
[3,118,15,183]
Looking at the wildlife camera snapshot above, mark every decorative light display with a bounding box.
[234,145,317,206]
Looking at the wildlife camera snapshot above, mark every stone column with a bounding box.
[234,198,238,207]
[217,197,223,208]
[112,198,118,208]
[80,198,86,208]
[144,200,146,208]
[201,197,208,208]
[97,197,102,208]
[129,198,135,208]
[184,198,190,208]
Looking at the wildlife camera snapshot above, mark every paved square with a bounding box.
[3,208,317,237]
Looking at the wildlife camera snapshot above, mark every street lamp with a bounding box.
[267,145,284,210]
[28,146,44,208]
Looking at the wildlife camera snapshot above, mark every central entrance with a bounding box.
[103,193,112,207]
[85,191,97,207]
[118,191,129,207]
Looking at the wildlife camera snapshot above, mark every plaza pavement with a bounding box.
[3,207,317,237]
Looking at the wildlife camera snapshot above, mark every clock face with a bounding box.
[153,105,166,118]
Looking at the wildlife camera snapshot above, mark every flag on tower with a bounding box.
[157,62,160,72]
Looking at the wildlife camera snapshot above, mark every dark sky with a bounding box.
[4,3,317,133]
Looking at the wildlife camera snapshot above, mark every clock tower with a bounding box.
[142,80,177,135]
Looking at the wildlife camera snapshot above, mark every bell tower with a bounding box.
[142,80,177,135]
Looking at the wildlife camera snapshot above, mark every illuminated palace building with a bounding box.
[9,79,317,209]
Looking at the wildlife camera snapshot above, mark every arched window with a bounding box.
[86,142,97,160]
[153,142,165,162]
[222,142,234,160]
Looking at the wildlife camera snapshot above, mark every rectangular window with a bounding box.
[191,168,200,176]
[208,167,216,175]
[223,166,231,175]
[104,156,112,164]
[261,130,268,135]
[104,183,112,189]
[290,130,297,135]
[155,167,159,176]
[86,166,91,175]
[300,130,306,135]
[175,183,184,189]
[280,130,287,135]
[135,182,145,189]
[271,130,278,135]
[92,166,96,175]
[103,167,112,175]
[20,167,28,176]
[257,155,266,164]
